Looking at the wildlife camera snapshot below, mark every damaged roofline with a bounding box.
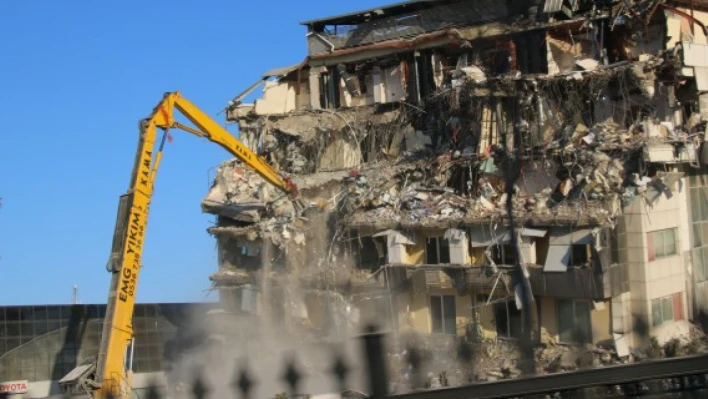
[668,0,708,12]
[226,59,309,108]
[346,216,610,230]
[662,4,708,36]
[299,0,446,28]
[308,15,610,64]
[310,28,464,62]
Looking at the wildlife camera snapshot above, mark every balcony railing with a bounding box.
[527,263,629,300]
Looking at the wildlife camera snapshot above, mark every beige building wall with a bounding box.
[392,228,528,266]
[308,66,326,110]
[384,227,616,342]
[296,78,311,111]
[474,297,498,339]
[619,175,690,345]
[407,240,426,265]
[469,246,485,265]
[474,296,611,344]
[538,297,611,344]
[430,288,472,336]
[376,213,696,346]
[406,270,431,333]
[539,297,559,340]
[400,270,472,336]
[254,80,297,115]
[611,291,633,348]
[591,301,612,344]
[338,75,376,108]
[666,9,708,48]
[404,228,446,265]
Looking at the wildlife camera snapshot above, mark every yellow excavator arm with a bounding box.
[59,92,297,399]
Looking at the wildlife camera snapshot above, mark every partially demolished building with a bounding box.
[203,0,708,352]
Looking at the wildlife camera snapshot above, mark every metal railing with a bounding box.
[121,324,708,399]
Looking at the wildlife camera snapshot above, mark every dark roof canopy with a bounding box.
[300,0,456,27]
[668,0,708,10]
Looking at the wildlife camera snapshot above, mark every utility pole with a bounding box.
[506,97,537,376]
[72,284,81,305]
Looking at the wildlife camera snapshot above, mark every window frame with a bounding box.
[569,244,590,267]
[490,243,517,265]
[493,300,523,339]
[648,228,678,261]
[426,236,451,264]
[429,294,457,335]
[696,247,708,282]
[690,179,708,281]
[651,293,683,327]
[557,299,593,344]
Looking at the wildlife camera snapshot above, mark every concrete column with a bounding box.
[699,92,708,119]
[308,67,324,110]
[372,67,384,104]
[387,241,408,264]
[446,229,469,264]
[518,235,537,264]
[260,236,273,318]
[611,292,632,355]
[379,230,413,264]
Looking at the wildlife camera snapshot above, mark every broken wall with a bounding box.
[537,297,612,345]
[474,296,498,339]
[254,79,298,115]
[305,0,511,55]
[233,106,408,174]
[666,8,708,48]
[320,63,408,108]
[624,22,667,60]
[546,32,598,75]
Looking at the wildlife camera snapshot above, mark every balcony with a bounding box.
[387,263,508,292]
[527,263,629,300]
[380,261,629,300]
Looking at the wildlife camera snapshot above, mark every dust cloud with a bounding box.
[162,207,397,399]
[165,309,370,399]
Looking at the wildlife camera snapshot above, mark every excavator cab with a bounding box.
[58,358,98,399]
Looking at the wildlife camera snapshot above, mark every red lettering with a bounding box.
[0,381,28,393]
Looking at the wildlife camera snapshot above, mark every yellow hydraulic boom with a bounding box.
[59,92,297,399]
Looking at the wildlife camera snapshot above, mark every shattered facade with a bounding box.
[205,0,708,363]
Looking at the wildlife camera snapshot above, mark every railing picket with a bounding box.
[233,360,255,399]
[282,356,302,398]
[331,353,350,393]
[146,383,160,399]
[191,373,210,399]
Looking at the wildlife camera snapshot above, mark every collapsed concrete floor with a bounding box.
[206,55,705,241]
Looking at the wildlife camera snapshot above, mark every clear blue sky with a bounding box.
[0,1,386,306]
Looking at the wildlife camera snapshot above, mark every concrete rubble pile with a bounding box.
[385,326,708,392]
[239,107,406,174]
[208,52,706,237]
